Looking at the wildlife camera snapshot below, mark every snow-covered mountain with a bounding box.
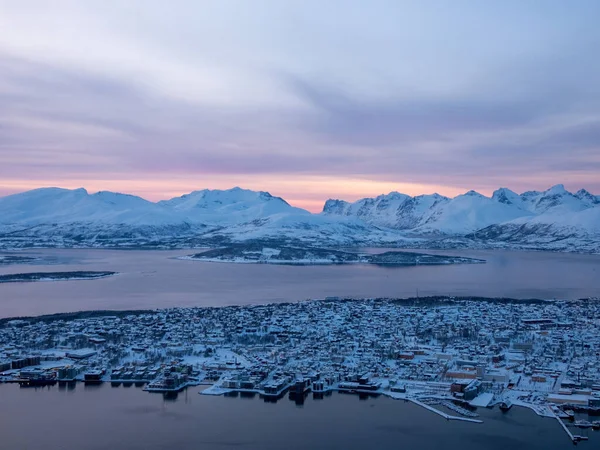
[469,204,600,252]
[0,186,401,247]
[0,184,598,252]
[0,187,178,226]
[491,184,596,214]
[157,187,307,225]
[323,192,450,230]
[323,184,600,252]
[323,189,533,234]
[465,185,600,252]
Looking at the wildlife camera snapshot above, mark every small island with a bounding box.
[183,244,485,266]
[0,271,117,283]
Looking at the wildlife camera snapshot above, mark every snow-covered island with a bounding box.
[183,244,486,265]
[0,271,117,283]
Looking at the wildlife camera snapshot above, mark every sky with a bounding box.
[1,1,599,212]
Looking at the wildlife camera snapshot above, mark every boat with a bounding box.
[592,421,600,430]
[565,410,575,420]
[499,399,513,411]
[574,420,592,429]
[442,401,480,418]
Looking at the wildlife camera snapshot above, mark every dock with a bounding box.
[143,380,198,393]
[408,398,483,424]
[552,409,589,444]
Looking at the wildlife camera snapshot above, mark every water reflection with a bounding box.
[1,383,593,450]
[1,249,599,318]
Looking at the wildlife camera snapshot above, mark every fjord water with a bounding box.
[1,250,599,450]
[0,384,577,450]
[0,248,599,318]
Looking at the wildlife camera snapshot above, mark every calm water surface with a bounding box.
[1,250,599,449]
[0,383,592,450]
[0,248,599,318]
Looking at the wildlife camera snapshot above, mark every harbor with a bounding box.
[2,297,600,447]
[0,381,586,450]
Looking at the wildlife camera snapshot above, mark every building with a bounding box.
[11,356,41,370]
[65,350,96,359]
[547,394,590,406]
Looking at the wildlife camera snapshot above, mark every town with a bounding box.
[1,297,600,442]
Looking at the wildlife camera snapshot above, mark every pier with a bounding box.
[408,398,483,424]
[552,409,589,444]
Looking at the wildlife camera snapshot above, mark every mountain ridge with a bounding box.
[0,185,598,252]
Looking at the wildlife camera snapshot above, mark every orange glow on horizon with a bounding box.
[0,175,471,212]
[0,172,596,212]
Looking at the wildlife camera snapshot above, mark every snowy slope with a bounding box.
[574,189,600,207]
[511,204,600,234]
[470,205,600,252]
[0,185,598,251]
[491,188,528,210]
[415,190,532,234]
[324,190,531,234]
[517,184,592,214]
[158,187,308,225]
[0,186,393,247]
[323,192,449,230]
[0,187,307,227]
[0,188,179,226]
[322,185,599,251]
[203,211,407,245]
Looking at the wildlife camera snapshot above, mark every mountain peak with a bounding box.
[575,188,600,205]
[377,191,406,199]
[322,199,350,214]
[544,184,568,195]
[492,187,519,202]
[1,184,598,251]
[167,187,285,205]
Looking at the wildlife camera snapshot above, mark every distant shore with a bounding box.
[182,244,486,266]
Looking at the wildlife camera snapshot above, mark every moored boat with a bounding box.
[574,420,592,429]
[499,399,513,411]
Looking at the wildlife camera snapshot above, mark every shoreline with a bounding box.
[177,256,486,266]
[1,244,598,255]
[0,295,558,324]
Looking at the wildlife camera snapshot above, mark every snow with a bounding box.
[0,187,178,226]
[0,186,307,227]
[323,191,450,230]
[0,184,598,252]
[324,189,534,235]
[469,392,494,407]
[508,204,600,234]
[519,184,592,214]
[415,191,532,234]
[323,185,600,249]
[158,187,308,225]
[202,211,403,245]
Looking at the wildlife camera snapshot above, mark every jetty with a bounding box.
[408,398,483,424]
[551,409,589,444]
